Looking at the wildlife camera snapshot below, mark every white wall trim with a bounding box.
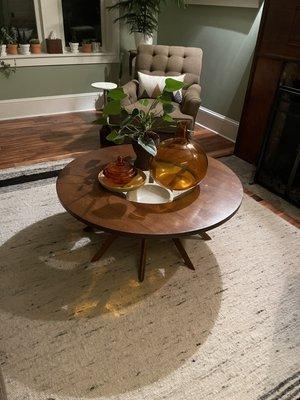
[0,95,239,143]
[196,106,239,142]
[186,0,259,7]
[0,92,101,120]
[0,52,118,67]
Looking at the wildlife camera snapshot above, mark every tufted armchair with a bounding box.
[122,44,203,133]
[100,44,203,146]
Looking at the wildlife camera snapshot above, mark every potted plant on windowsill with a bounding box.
[30,38,41,54]
[5,27,18,55]
[81,38,92,53]
[108,0,186,47]
[69,33,79,54]
[0,27,8,56]
[18,29,30,55]
[95,78,185,170]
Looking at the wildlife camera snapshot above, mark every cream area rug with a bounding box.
[0,179,299,400]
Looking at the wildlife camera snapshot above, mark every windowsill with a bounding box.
[0,51,118,67]
[186,0,259,7]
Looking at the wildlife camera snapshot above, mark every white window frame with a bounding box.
[1,0,119,66]
[186,0,259,7]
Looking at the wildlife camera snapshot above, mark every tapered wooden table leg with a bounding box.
[199,231,212,241]
[138,239,147,282]
[172,238,195,270]
[91,234,118,263]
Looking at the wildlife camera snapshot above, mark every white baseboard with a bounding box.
[196,106,239,142]
[0,92,102,120]
[0,94,239,143]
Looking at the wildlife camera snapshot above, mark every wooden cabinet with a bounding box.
[235,0,300,164]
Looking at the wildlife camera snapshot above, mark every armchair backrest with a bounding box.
[135,45,203,86]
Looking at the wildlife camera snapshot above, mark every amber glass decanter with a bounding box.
[150,122,208,191]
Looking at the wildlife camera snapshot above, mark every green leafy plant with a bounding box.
[0,60,16,78]
[108,0,186,36]
[0,26,17,44]
[30,38,40,45]
[0,27,7,45]
[17,28,31,45]
[82,38,92,44]
[5,26,17,44]
[96,78,185,156]
[70,32,78,43]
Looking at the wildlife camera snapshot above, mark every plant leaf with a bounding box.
[107,87,126,101]
[157,91,172,104]
[163,103,174,114]
[103,100,121,116]
[137,136,157,157]
[164,78,185,92]
[131,108,140,117]
[162,114,174,123]
[106,129,119,141]
[93,116,108,125]
[139,98,149,107]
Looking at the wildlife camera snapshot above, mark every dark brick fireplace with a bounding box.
[255,63,300,206]
[235,0,300,206]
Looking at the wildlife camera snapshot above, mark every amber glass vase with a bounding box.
[150,122,208,191]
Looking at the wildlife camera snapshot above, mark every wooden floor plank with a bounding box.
[0,111,234,169]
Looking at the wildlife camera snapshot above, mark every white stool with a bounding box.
[91,81,117,109]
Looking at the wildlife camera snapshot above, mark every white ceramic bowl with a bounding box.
[126,183,173,204]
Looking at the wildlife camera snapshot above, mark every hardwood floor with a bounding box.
[0,111,234,170]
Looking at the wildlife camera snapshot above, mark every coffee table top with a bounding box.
[56,145,243,238]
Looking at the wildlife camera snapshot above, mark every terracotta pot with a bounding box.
[30,43,42,54]
[6,44,18,55]
[81,43,92,53]
[132,132,159,171]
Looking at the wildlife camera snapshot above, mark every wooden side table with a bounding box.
[91,81,117,108]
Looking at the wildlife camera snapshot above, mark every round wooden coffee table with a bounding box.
[56,145,243,281]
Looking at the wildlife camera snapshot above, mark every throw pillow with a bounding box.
[138,72,185,104]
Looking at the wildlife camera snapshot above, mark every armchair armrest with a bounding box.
[182,84,201,122]
[121,79,139,106]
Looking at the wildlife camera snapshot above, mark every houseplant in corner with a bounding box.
[96,78,185,170]
[108,0,186,47]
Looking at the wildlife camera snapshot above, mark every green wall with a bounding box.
[0,20,133,101]
[158,3,263,121]
[0,63,119,100]
[0,4,263,119]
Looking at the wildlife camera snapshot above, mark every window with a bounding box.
[0,0,119,66]
[0,0,38,38]
[61,0,102,46]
